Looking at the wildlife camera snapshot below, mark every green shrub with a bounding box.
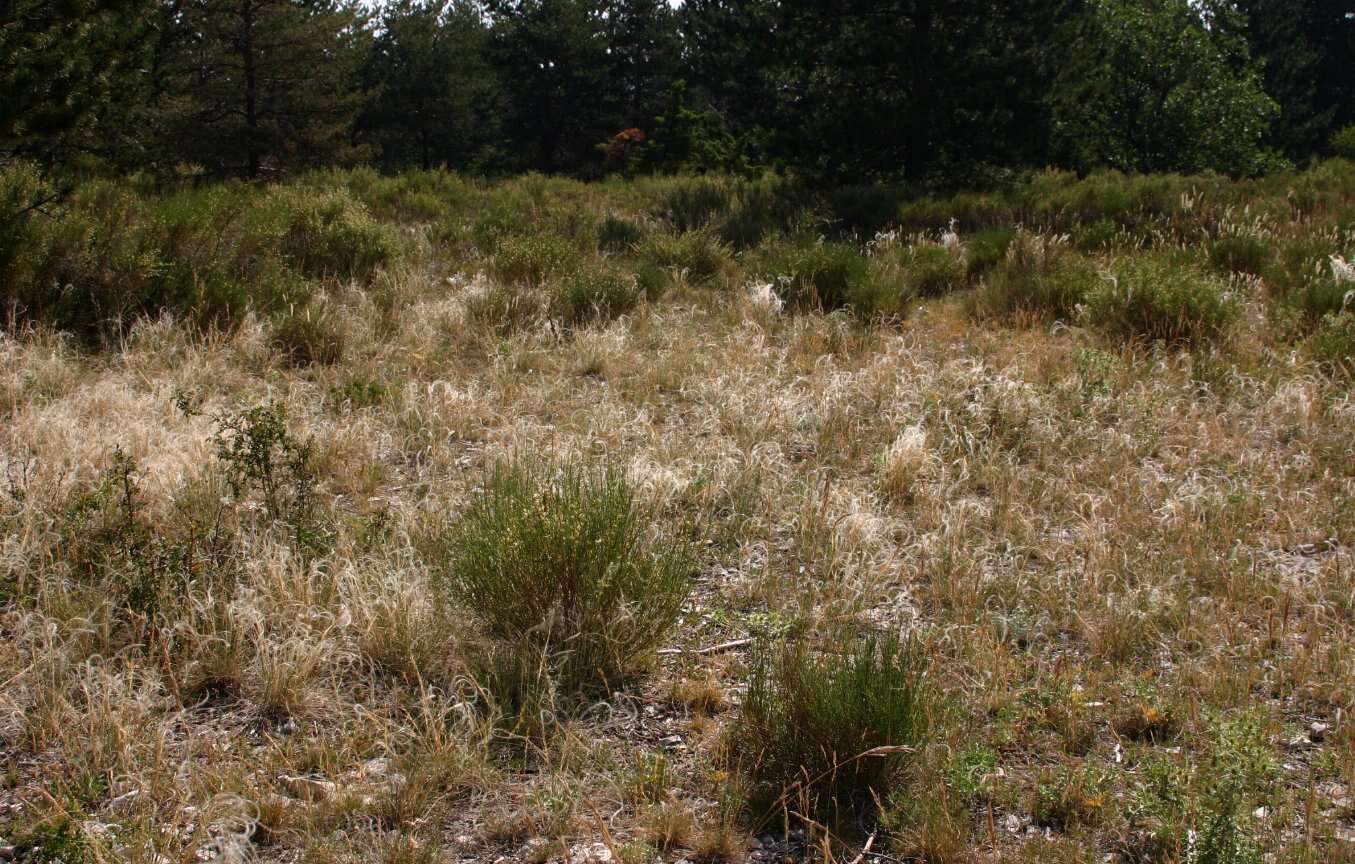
[599,213,644,253]
[269,186,399,279]
[733,633,930,825]
[660,178,731,232]
[1208,233,1270,276]
[634,262,670,301]
[965,227,1016,280]
[1310,312,1355,375]
[490,234,580,285]
[553,264,641,326]
[973,232,1100,321]
[272,300,346,366]
[637,231,731,284]
[753,241,870,312]
[426,460,695,697]
[1331,125,1355,161]
[1084,254,1239,345]
[1263,236,1350,322]
[898,243,967,298]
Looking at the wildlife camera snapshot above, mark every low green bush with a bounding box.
[972,231,1101,321]
[1310,312,1355,375]
[659,177,731,232]
[964,227,1017,280]
[269,186,400,279]
[1208,233,1270,276]
[490,234,580,285]
[1331,125,1355,161]
[598,213,644,253]
[733,633,931,826]
[1084,254,1239,345]
[425,460,695,698]
[898,243,967,298]
[637,230,731,284]
[553,264,641,326]
[753,241,870,312]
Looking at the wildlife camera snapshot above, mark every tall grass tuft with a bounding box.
[426,460,695,699]
[971,231,1100,322]
[733,633,931,827]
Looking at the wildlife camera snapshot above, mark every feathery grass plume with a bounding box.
[426,459,695,698]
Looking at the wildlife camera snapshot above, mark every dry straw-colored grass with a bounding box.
[3,166,1355,863]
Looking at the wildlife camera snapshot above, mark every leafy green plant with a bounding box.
[753,241,870,312]
[599,213,644,252]
[1084,254,1238,345]
[213,403,320,535]
[426,460,695,697]
[660,178,731,232]
[1331,125,1355,161]
[491,234,580,286]
[733,632,931,825]
[271,186,400,279]
[1208,233,1270,276]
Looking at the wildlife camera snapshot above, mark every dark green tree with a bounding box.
[1049,0,1279,175]
[0,0,155,167]
[360,0,503,170]
[1225,0,1355,159]
[486,0,614,173]
[155,0,370,177]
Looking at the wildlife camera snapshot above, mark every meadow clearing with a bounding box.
[2,163,1355,863]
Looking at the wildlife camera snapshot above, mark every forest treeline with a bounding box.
[2,0,1353,186]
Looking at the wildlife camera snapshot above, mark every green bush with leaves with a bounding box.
[1207,233,1270,276]
[269,186,400,279]
[426,460,695,698]
[733,633,931,825]
[659,178,731,232]
[1084,254,1238,345]
[1331,125,1355,161]
[490,234,580,286]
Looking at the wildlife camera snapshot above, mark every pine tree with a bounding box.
[361,0,502,170]
[156,0,369,177]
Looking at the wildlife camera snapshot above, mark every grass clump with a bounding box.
[753,241,870,313]
[1310,312,1355,375]
[553,263,641,327]
[1207,233,1270,276]
[659,178,731,232]
[733,633,931,826]
[426,460,695,699]
[637,230,731,284]
[272,300,347,366]
[972,231,1100,322]
[599,213,645,253]
[1084,254,1238,345]
[490,234,580,286]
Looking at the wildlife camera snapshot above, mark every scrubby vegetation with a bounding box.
[3,160,1355,863]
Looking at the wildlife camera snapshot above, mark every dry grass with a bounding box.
[3,167,1355,863]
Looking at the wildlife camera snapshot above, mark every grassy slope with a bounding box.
[2,166,1355,863]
